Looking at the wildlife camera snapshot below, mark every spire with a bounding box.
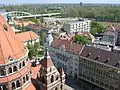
[41,49,54,69]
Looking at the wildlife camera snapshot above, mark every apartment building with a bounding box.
[79,46,120,90]
[46,34,120,90]
[63,19,91,33]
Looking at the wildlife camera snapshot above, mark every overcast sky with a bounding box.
[1,0,120,4]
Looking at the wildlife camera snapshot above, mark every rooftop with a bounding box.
[80,46,120,68]
[0,14,25,64]
[52,37,120,68]
[16,31,39,43]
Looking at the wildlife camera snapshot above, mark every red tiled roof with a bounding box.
[0,14,25,64]
[16,31,39,43]
[52,38,84,55]
[25,83,36,90]
[31,65,41,79]
[41,50,54,69]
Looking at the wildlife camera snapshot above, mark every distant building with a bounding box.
[80,2,83,6]
[63,19,91,33]
[93,25,120,52]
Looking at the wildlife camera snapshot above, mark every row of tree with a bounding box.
[64,6,120,22]
[3,4,120,22]
[1,4,61,14]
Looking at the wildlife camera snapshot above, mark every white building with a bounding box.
[63,20,91,33]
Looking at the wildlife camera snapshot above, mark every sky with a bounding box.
[1,0,120,4]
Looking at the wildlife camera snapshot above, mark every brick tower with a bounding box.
[37,49,65,90]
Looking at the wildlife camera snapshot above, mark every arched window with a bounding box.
[51,75,54,83]
[23,77,26,83]
[16,80,20,88]
[19,63,22,69]
[3,85,7,90]
[13,66,17,72]
[55,87,58,90]
[12,82,15,89]
[8,67,12,74]
[0,86,1,90]
[41,76,45,84]
[60,85,63,89]
[26,74,29,81]
[56,75,58,80]
[22,61,25,67]
[0,69,5,76]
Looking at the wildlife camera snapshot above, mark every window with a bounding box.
[22,61,25,67]
[13,66,17,72]
[3,24,8,31]
[3,85,7,90]
[0,69,5,76]
[23,77,26,83]
[60,85,63,89]
[19,63,22,69]
[51,75,54,83]
[16,80,20,88]
[12,82,15,89]
[9,67,12,74]
[55,87,58,90]
[26,74,29,81]
[56,75,58,80]
[41,76,46,83]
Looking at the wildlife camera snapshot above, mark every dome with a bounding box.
[0,15,25,64]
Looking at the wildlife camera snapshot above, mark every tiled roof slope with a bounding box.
[0,15,25,64]
[80,46,120,68]
[52,37,120,68]
[16,31,39,43]
[51,37,84,55]
[41,50,54,70]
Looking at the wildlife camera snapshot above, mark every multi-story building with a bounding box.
[45,34,84,78]
[79,46,120,90]
[63,19,91,33]
[47,35,120,90]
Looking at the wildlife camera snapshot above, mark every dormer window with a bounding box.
[104,58,110,63]
[3,24,8,31]
[86,52,91,57]
[8,56,14,62]
[95,55,100,60]
[115,61,120,67]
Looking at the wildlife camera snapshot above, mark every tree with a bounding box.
[90,21,105,35]
[74,35,88,45]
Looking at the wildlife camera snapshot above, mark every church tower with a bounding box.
[44,30,53,49]
[37,49,65,90]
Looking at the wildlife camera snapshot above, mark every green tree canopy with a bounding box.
[74,35,88,45]
[90,21,105,35]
